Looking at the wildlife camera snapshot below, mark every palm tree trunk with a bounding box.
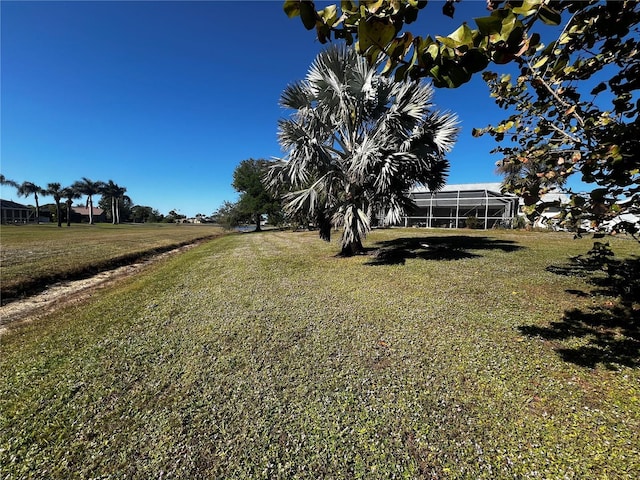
[66,201,72,227]
[55,200,62,227]
[115,198,120,224]
[34,193,40,225]
[111,197,116,224]
[340,238,364,256]
[88,197,94,225]
[255,212,261,232]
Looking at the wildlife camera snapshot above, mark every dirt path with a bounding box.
[0,242,201,335]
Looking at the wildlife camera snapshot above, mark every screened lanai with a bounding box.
[402,183,520,229]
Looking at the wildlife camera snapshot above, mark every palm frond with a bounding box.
[424,110,460,154]
[280,82,311,110]
[392,81,431,123]
[283,186,319,216]
[335,204,371,249]
[374,152,415,194]
[347,134,381,182]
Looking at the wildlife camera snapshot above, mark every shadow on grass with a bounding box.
[519,253,640,369]
[365,235,523,265]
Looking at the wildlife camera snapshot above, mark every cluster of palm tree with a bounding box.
[0,174,129,226]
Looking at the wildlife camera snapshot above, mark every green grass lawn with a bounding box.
[0,223,223,301]
[1,228,638,478]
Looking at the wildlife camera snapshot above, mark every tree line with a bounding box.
[0,175,164,226]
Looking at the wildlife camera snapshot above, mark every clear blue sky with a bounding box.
[0,0,562,217]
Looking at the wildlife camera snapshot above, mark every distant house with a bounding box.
[529,191,571,229]
[1,199,33,224]
[71,206,106,223]
[402,183,520,229]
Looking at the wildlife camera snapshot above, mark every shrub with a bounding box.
[465,216,482,229]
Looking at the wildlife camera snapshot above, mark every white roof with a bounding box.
[410,182,506,194]
[539,192,570,203]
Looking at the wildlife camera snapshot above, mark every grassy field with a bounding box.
[1,228,638,478]
[0,223,223,301]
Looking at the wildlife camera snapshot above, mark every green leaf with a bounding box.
[340,0,356,13]
[442,0,455,19]
[435,35,459,50]
[499,11,518,40]
[590,188,608,201]
[442,63,472,88]
[526,32,542,55]
[512,0,542,17]
[448,23,475,49]
[538,5,561,26]
[590,82,607,95]
[461,49,489,73]
[395,64,411,82]
[381,56,397,76]
[317,5,338,26]
[388,33,414,59]
[365,0,385,14]
[299,1,318,30]
[475,15,503,36]
[404,6,419,24]
[317,23,331,43]
[532,56,549,69]
[358,17,396,54]
[283,0,301,18]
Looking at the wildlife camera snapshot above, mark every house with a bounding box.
[401,183,520,229]
[0,199,34,224]
[71,206,106,223]
[528,191,571,230]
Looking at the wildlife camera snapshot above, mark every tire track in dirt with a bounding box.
[0,240,207,335]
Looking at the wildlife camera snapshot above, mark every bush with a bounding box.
[465,216,482,229]
[513,215,527,229]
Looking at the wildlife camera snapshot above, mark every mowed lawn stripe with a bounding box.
[1,229,638,478]
[0,223,223,300]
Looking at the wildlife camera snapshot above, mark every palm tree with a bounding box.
[72,177,104,225]
[267,45,459,255]
[101,180,129,224]
[0,174,19,189]
[17,181,45,224]
[100,180,131,225]
[114,185,131,224]
[61,186,81,227]
[101,180,118,224]
[495,153,568,219]
[46,182,64,227]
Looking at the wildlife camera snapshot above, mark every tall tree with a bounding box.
[72,177,104,225]
[130,205,163,223]
[0,174,19,189]
[17,181,45,224]
[286,0,640,235]
[267,45,458,255]
[100,180,130,224]
[114,185,131,224]
[232,159,281,232]
[61,186,81,227]
[212,200,247,230]
[472,2,640,233]
[46,183,65,227]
